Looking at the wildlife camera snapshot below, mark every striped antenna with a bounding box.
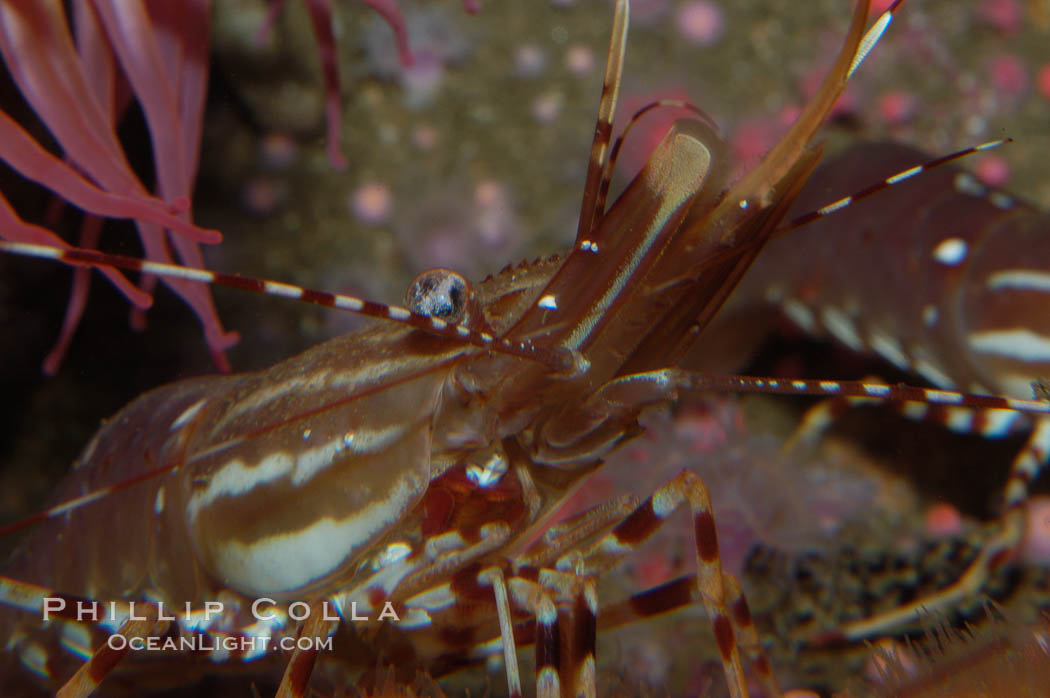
[0,240,580,373]
[0,462,181,539]
[9,140,1003,387]
[675,372,1050,417]
[580,140,1017,309]
[847,0,905,79]
[591,0,910,230]
[780,139,1013,234]
[575,0,629,243]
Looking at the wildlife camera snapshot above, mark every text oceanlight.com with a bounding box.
[41,596,403,654]
[106,633,333,653]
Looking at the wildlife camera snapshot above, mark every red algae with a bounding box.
[0,0,478,376]
[0,0,237,373]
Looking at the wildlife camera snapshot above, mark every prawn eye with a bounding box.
[405,268,471,324]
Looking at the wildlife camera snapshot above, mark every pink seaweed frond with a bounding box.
[306,0,352,170]
[259,0,413,170]
[0,0,237,373]
[261,0,479,169]
[360,0,415,68]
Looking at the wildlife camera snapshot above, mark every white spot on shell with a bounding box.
[913,356,956,388]
[782,298,816,333]
[466,450,509,488]
[953,171,986,197]
[868,330,910,371]
[987,269,1050,293]
[60,622,93,660]
[901,402,928,420]
[538,294,558,310]
[373,542,413,570]
[979,409,1021,437]
[172,399,207,430]
[944,407,973,432]
[821,306,864,352]
[652,489,675,517]
[932,238,968,266]
[18,641,48,678]
[968,329,1050,363]
[922,305,939,327]
[989,192,1014,210]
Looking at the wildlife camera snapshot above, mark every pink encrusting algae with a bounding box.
[350,181,395,225]
[675,1,725,47]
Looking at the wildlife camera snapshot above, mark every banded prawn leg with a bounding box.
[0,513,521,697]
[722,141,1050,642]
[776,398,1050,640]
[463,367,1050,696]
[799,409,1050,642]
[398,479,773,698]
[0,579,172,698]
[539,470,777,698]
